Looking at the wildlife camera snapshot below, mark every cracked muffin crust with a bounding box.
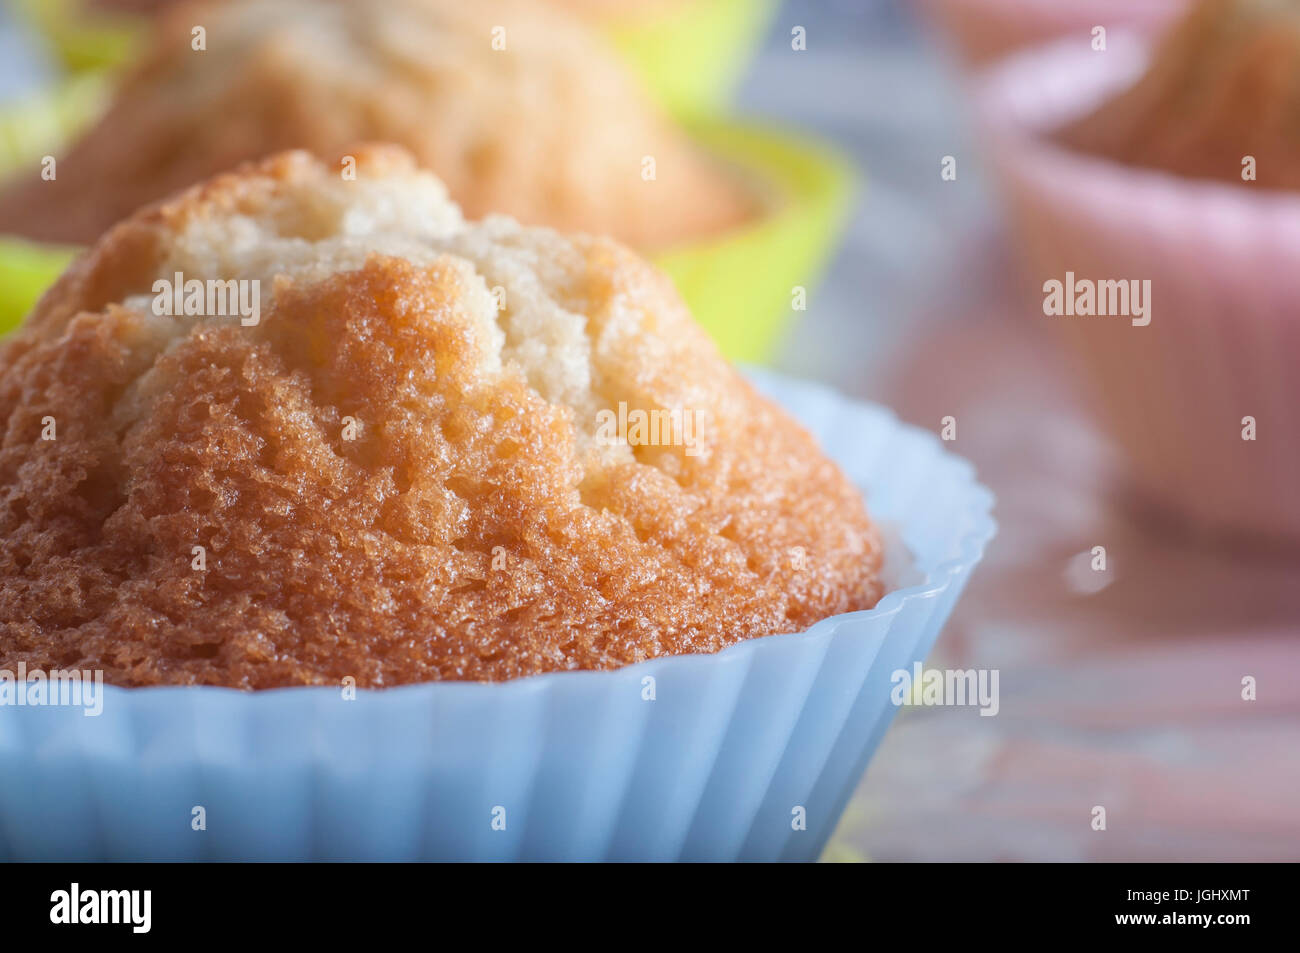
[0,0,752,248]
[0,146,882,687]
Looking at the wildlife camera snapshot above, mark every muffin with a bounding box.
[0,145,882,689]
[1059,0,1300,189]
[0,360,993,864]
[920,0,1184,66]
[0,0,752,249]
[977,0,1300,540]
[73,0,776,115]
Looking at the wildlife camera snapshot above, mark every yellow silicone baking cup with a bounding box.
[0,70,111,180]
[605,0,778,116]
[658,120,855,363]
[0,71,853,363]
[0,71,110,336]
[10,0,775,116]
[0,237,77,335]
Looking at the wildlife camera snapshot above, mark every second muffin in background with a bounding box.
[978,0,1300,542]
[1059,0,1300,189]
[0,0,753,250]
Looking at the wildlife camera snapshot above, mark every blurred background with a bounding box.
[731,0,1300,862]
[1,0,1297,860]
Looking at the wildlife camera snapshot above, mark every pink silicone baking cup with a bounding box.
[917,0,1184,65]
[977,36,1300,542]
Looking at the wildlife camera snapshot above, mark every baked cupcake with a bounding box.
[0,145,874,687]
[0,147,993,860]
[0,0,751,249]
[920,0,1184,66]
[55,0,774,115]
[978,0,1300,541]
[1059,0,1300,188]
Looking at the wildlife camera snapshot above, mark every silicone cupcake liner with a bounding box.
[917,0,1184,66]
[605,0,777,116]
[0,72,109,334]
[0,237,77,336]
[10,0,776,115]
[0,71,111,181]
[0,369,995,861]
[0,113,854,363]
[978,36,1300,541]
[657,120,855,364]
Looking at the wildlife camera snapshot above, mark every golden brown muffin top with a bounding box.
[0,0,752,248]
[1059,0,1300,190]
[0,146,882,688]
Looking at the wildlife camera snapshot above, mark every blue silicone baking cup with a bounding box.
[0,369,995,862]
